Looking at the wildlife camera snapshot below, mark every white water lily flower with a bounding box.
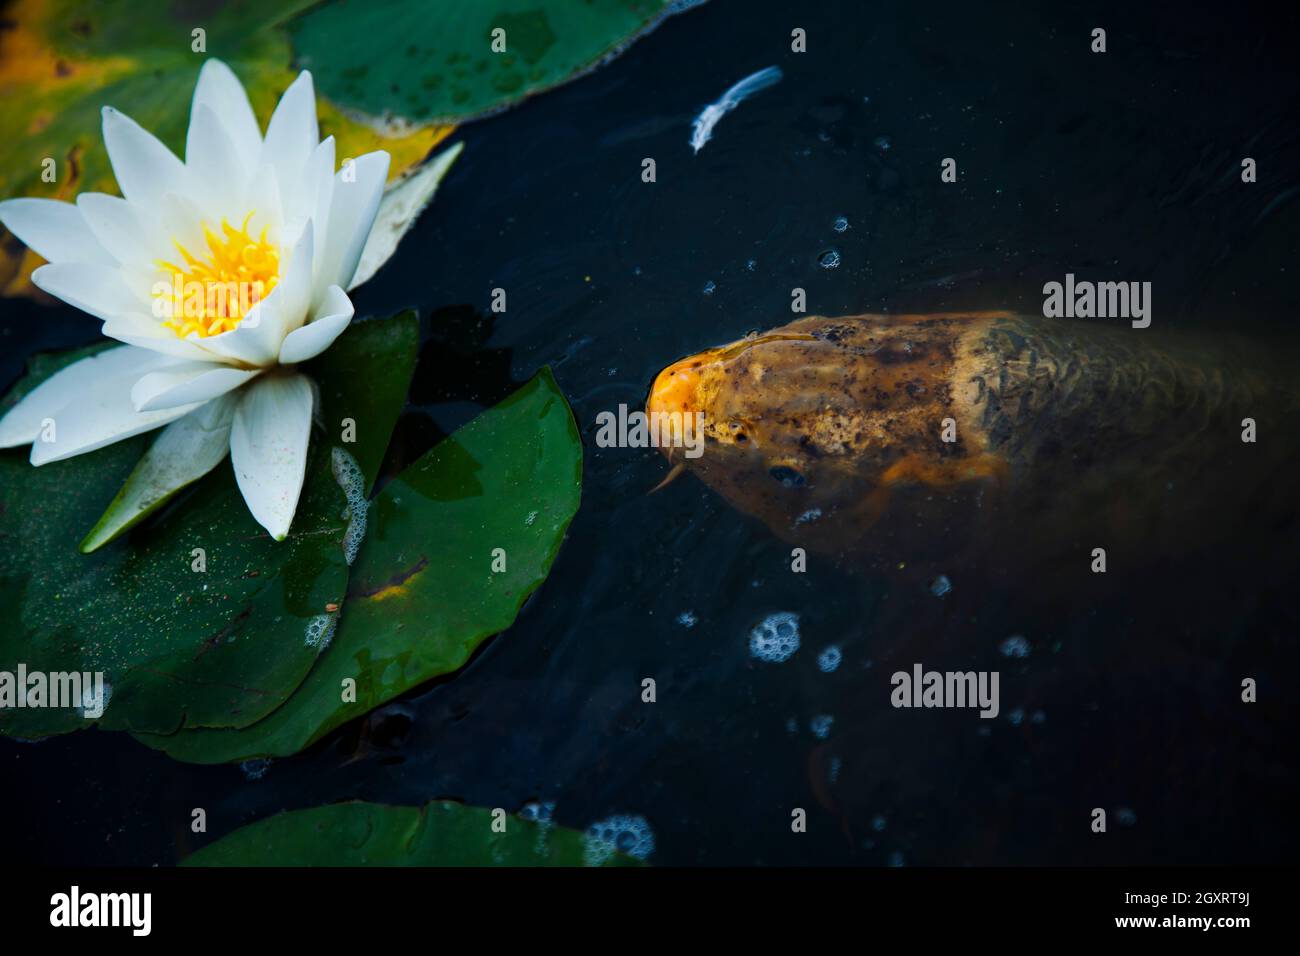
[0,59,392,545]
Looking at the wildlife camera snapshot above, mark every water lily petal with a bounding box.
[189,59,262,179]
[185,103,248,222]
[317,150,389,300]
[102,106,193,210]
[0,198,114,265]
[154,191,211,264]
[272,218,314,336]
[243,161,285,248]
[263,71,319,212]
[279,285,354,364]
[102,313,230,363]
[229,372,314,540]
[306,136,336,269]
[76,193,162,269]
[30,262,148,322]
[131,362,261,412]
[79,392,238,553]
[11,348,200,464]
[1,346,170,447]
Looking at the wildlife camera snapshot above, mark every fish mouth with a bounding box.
[644,352,716,494]
[646,352,713,424]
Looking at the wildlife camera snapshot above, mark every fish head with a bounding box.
[646,313,1008,552]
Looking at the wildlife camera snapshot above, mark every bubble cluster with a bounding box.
[79,679,112,718]
[794,507,823,526]
[749,611,800,662]
[816,645,842,673]
[582,814,655,866]
[930,575,952,597]
[818,249,841,269]
[521,800,557,856]
[999,635,1031,658]
[304,612,337,650]
[519,800,556,824]
[240,758,272,781]
[331,447,369,566]
[676,610,698,628]
[810,714,834,739]
[832,216,849,232]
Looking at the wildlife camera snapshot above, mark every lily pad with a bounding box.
[137,367,582,762]
[183,801,642,866]
[0,0,453,294]
[289,0,682,126]
[0,312,417,739]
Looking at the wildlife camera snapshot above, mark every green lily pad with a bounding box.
[289,0,680,126]
[137,367,582,762]
[183,801,643,867]
[0,313,417,739]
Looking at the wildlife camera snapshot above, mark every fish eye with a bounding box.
[768,465,806,488]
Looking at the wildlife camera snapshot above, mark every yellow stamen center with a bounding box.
[155,211,280,338]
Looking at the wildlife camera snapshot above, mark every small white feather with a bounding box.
[690,65,783,154]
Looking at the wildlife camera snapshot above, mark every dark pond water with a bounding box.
[4,0,1299,865]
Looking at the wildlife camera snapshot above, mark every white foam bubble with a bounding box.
[582,814,655,866]
[749,611,800,663]
[330,447,368,566]
[810,714,834,739]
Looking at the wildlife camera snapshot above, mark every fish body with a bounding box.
[647,312,1296,578]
